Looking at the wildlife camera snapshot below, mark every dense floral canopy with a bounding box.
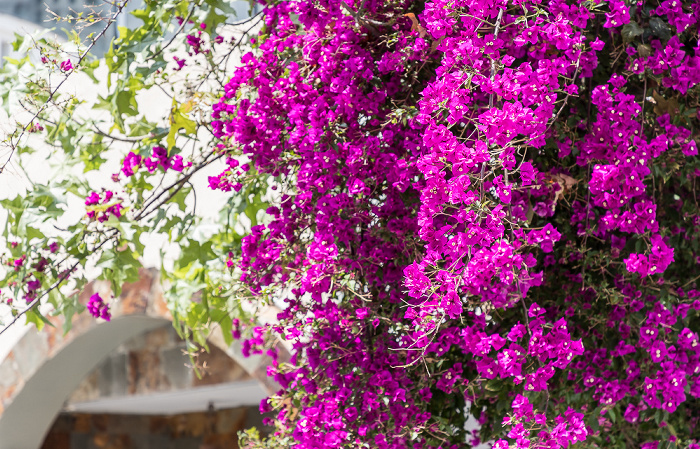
[0,0,699,447]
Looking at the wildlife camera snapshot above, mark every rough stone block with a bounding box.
[91,413,109,432]
[106,414,148,435]
[70,433,90,449]
[202,433,238,449]
[0,357,20,388]
[40,431,70,449]
[171,436,202,449]
[74,414,92,433]
[193,346,242,387]
[68,369,99,403]
[48,413,75,433]
[100,353,128,397]
[215,408,246,434]
[148,415,170,434]
[145,434,171,448]
[92,432,132,449]
[160,346,191,390]
[144,326,173,349]
[128,349,170,395]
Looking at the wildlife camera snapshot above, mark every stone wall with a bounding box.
[66,324,251,406]
[0,268,279,449]
[41,406,267,449]
[0,268,171,416]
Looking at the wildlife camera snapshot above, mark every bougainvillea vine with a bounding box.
[209,0,700,447]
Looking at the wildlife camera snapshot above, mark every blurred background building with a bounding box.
[0,0,258,60]
[0,0,132,57]
[0,270,276,449]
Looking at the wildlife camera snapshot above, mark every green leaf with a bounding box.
[115,89,139,117]
[25,309,54,332]
[649,17,671,40]
[166,104,198,150]
[10,33,24,51]
[621,22,643,43]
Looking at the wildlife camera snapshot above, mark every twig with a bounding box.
[225,10,263,27]
[92,124,167,143]
[0,0,130,173]
[149,9,195,60]
[545,52,582,134]
[0,229,119,336]
[681,273,700,289]
[134,152,223,221]
[340,1,380,36]
[216,14,265,72]
[488,8,505,110]
[640,75,647,135]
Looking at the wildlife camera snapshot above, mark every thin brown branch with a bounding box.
[0,229,119,336]
[0,0,130,174]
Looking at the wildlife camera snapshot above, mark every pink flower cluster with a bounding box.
[84,190,123,222]
[208,156,246,192]
[152,146,188,172]
[207,0,700,447]
[87,292,111,321]
[119,147,190,179]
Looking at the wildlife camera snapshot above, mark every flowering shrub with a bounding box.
[0,0,698,447]
[210,0,700,447]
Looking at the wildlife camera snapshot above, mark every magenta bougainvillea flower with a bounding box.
[87,292,110,321]
[203,0,700,446]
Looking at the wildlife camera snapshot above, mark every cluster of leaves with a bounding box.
[0,0,264,347]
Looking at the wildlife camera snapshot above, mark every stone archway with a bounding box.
[0,269,276,449]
